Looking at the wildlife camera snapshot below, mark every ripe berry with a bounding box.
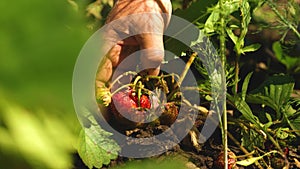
[111,89,137,114]
[139,95,151,109]
[128,89,151,109]
[110,88,152,127]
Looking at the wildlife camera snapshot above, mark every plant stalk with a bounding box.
[168,52,197,101]
[219,0,228,168]
[234,54,240,93]
[177,52,198,88]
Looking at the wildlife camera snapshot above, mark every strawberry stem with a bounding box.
[137,81,143,107]
[109,71,138,89]
[111,84,133,96]
[176,52,197,88]
[167,52,197,101]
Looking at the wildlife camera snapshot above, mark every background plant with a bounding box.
[182,0,300,168]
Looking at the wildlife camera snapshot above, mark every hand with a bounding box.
[96,0,172,89]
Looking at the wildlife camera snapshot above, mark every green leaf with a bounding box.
[265,113,272,122]
[241,72,253,100]
[236,151,278,166]
[87,2,102,19]
[240,43,261,53]
[287,113,300,136]
[226,27,238,45]
[78,126,120,169]
[77,110,120,169]
[272,41,300,72]
[247,74,295,115]
[228,94,258,125]
[234,0,251,54]
[110,155,187,169]
[204,9,220,34]
[246,95,278,112]
[241,128,265,151]
[204,0,240,34]
[1,102,76,169]
[264,121,273,129]
[275,128,290,139]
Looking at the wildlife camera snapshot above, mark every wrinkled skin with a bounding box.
[96,0,172,121]
[96,0,172,88]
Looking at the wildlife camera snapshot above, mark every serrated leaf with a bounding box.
[78,125,120,169]
[241,128,264,151]
[204,9,220,34]
[235,0,251,53]
[77,108,120,169]
[236,151,277,166]
[247,74,295,114]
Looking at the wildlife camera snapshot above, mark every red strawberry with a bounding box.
[111,89,137,115]
[139,95,151,109]
[110,88,152,127]
[128,89,151,109]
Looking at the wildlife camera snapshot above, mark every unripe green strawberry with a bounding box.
[96,87,112,106]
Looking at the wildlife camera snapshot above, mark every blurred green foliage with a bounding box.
[110,155,188,169]
[0,0,91,168]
